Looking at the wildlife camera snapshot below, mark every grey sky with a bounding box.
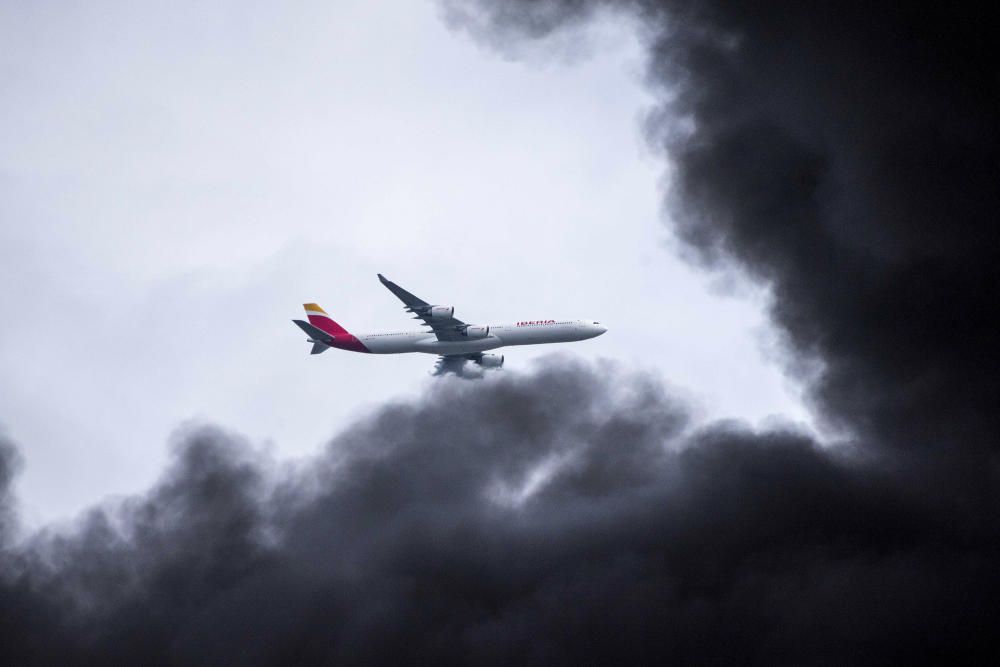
[0,1,809,524]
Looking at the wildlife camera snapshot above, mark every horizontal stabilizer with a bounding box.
[293,319,335,344]
[294,319,336,356]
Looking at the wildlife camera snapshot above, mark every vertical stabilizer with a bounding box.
[295,305,371,354]
[303,303,351,337]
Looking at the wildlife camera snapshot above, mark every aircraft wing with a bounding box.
[378,273,467,341]
[432,353,483,376]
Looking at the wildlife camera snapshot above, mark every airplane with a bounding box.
[293,274,607,376]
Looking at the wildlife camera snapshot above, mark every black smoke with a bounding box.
[4,1,999,663]
[447,0,1000,455]
[2,359,995,664]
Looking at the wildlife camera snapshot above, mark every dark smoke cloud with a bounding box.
[447,0,1000,457]
[4,1,999,663]
[440,0,1000,658]
[3,359,996,664]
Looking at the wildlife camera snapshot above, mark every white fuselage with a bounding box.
[357,319,606,355]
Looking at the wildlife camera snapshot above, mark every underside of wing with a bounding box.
[378,273,467,341]
[432,353,483,377]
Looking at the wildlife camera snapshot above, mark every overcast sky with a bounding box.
[0,0,809,524]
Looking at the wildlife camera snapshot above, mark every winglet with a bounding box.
[376,273,430,309]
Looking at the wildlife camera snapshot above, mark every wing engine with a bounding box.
[463,325,490,339]
[476,353,504,368]
[428,305,455,319]
[377,274,467,341]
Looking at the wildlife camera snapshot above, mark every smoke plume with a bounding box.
[2,358,995,663]
[446,0,999,455]
[3,1,999,663]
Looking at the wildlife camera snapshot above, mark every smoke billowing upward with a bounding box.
[4,1,999,663]
[449,0,1000,454]
[2,359,996,663]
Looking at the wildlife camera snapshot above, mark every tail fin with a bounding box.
[303,303,351,337]
[294,305,370,355]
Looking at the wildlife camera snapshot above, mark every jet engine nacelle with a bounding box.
[463,325,490,339]
[477,353,504,369]
[428,305,454,319]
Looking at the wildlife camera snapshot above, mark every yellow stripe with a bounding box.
[303,303,327,314]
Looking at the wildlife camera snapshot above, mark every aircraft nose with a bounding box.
[595,323,608,335]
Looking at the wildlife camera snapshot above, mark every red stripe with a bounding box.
[307,313,349,336]
[307,313,370,353]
